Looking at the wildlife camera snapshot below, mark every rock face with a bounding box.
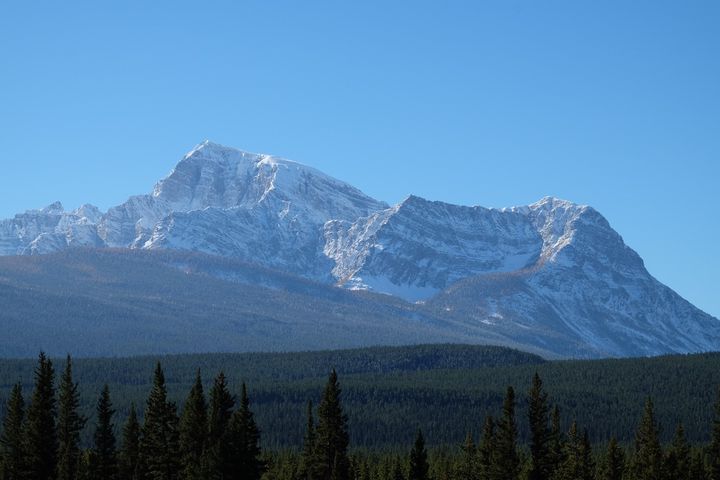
[91,141,387,276]
[0,141,717,357]
[0,202,103,255]
[324,195,543,300]
[425,198,720,357]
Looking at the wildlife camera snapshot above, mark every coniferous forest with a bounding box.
[1,350,720,479]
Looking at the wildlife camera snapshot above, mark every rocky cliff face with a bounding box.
[0,141,717,357]
[0,202,103,255]
[324,195,543,299]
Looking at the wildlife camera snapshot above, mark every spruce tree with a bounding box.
[408,429,429,480]
[528,373,552,480]
[578,429,594,480]
[548,405,564,476]
[555,420,583,480]
[665,423,690,480]
[90,385,117,480]
[631,397,664,480]
[299,400,318,480]
[204,371,234,478]
[711,386,720,480]
[478,416,495,480]
[57,355,87,480]
[0,383,25,480]
[598,436,624,480]
[23,351,57,480]
[118,403,141,480]
[178,371,207,480]
[140,362,180,480]
[491,386,519,480]
[456,431,477,480]
[226,383,263,480]
[315,370,350,480]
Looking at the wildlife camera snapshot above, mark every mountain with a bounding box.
[99,142,386,278]
[323,195,542,299]
[0,202,103,255]
[0,141,717,358]
[0,249,521,358]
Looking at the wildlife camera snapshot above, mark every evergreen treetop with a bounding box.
[140,362,180,480]
[528,372,552,480]
[23,352,58,480]
[178,370,207,480]
[90,384,117,480]
[632,397,663,480]
[491,386,520,480]
[57,355,87,480]
[0,383,25,480]
[118,402,141,480]
[408,429,429,480]
[315,369,350,480]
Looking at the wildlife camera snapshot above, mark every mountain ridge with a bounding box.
[0,141,717,358]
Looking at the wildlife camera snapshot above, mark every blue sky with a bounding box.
[1,1,718,317]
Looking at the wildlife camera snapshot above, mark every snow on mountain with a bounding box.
[324,195,543,300]
[0,202,104,255]
[133,141,388,276]
[0,141,717,358]
[421,196,720,357]
[153,141,385,219]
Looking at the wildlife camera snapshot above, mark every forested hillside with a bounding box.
[0,250,540,358]
[1,348,720,480]
[1,345,719,449]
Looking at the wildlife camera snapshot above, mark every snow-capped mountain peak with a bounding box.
[0,142,716,358]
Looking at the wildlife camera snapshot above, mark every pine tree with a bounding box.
[226,383,263,480]
[665,423,690,480]
[631,397,663,480]
[408,429,429,480]
[548,405,564,477]
[23,351,58,480]
[478,416,495,480]
[579,429,594,480]
[456,431,477,480]
[0,383,25,480]
[140,362,180,480]
[315,370,350,480]
[118,403,141,480]
[204,371,234,478]
[554,420,583,480]
[597,436,624,480]
[178,371,207,480]
[299,400,318,480]
[57,355,87,480]
[528,373,552,480]
[491,386,519,480]
[711,386,720,480]
[89,385,117,480]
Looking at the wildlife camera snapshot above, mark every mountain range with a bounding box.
[1,141,717,358]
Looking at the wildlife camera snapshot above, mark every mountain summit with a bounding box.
[0,141,717,358]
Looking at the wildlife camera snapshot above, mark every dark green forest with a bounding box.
[2,347,720,480]
[2,344,719,449]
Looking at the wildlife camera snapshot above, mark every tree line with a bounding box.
[0,353,266,480]
[2,353,720,480]
[2,347,719,448]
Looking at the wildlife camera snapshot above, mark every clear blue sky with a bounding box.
[1,1,718,317]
